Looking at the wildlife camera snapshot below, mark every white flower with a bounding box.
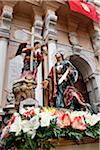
[39,112,53,127]
[9,113,22,136]
[30,116,40,129]
[21,120,36,139]
[34,108,40,115]
[85,113,100,126]
[21,116,39,139]
[21,120,32,133]
[28,130,36,139]
[21,116,39,132]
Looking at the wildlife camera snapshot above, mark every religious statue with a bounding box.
[12,42,47,109]
[42,52,89,111]
[8,42,27,93]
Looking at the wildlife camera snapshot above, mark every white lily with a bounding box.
[85,113,100,126]
[39,112,53,127]
[21,120,32,133]
[9,113,22,136]
[34,108,40,115]
[21,116,39,139]
[30,115,40,129]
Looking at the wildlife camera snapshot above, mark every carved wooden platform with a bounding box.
[50,137,99,147]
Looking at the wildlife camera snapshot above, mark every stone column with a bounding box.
[43,9,58,72]
[85,73,100,113]
[0,4,14,107]
[32,7,44,106]
[0,38,8,105]
[89,0,100,112]
[91,29,100,62]
[48,40,57,72]
[92,73,100,112]
[43,8,58,106]
[91,0,100,62]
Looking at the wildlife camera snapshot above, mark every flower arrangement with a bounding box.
[1,107,100,150]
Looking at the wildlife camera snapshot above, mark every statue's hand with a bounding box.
[42,80,49,89]
[42,45,48,56]
[68,66,73,75]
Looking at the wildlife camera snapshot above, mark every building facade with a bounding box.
[0,0,100,118]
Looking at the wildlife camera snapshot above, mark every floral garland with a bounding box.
[1,107,100,150]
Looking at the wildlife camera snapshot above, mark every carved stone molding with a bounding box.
[42,1,61,42]
[32,5,43,43]
[93,0,100,12]
[72,45,83,55]
[91,1,100,58]
[93,0,100,6]
[88,73,95,79]
[84,77,89,83]
[88,0,94,4]
[0,28,10,38]
[1,5,13,19]
[0,5,13,32]
[33,15,43,43]
[93,22,100,32]
[68,32,79,46]
[92,31,100,57]
[43,11,58,41]
[68,32,82,55]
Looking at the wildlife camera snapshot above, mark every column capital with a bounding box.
[0,28,10,38]
[43,10,58,42]
[0,4,14,38]
[0,37,8,42]
[1,5,13,19]
[33,14,43,43]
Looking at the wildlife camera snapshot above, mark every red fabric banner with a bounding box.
[68,0,100,22]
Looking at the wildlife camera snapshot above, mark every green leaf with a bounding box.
[85,130,95,138]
